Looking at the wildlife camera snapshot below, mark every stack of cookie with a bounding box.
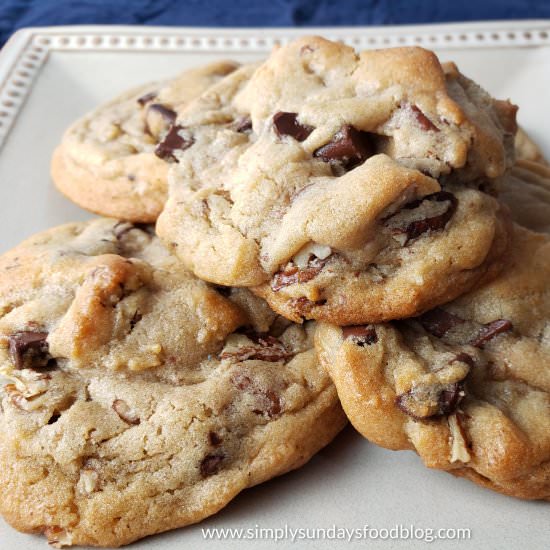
[1,36,549,547]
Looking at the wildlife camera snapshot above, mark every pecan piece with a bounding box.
[272,257,327,292]
[4,384,32,410]
[220,334,292,363]
[387,191,458,243]
[449,413,471,463]
[411,105,440,132]
[112,399,140,425]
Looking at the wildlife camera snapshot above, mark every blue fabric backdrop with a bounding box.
[1,0,549,46]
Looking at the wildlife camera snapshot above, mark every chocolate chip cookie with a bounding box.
[0,219,346,547]
[316,224,550,500]
[51,61,239,222]
[156,37,514,324]
[501,159,550,234]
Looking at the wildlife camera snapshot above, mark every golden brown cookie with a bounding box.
[156,37,515,324]
[316,224,550,500]
[51,61,239,222]
[0,218,345,547]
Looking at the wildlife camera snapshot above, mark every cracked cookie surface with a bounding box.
[0,218,345,547]
[316,224,550,500]
[51,61,239,222]
[156,36,514,324]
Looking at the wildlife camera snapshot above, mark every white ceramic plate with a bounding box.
[0,21,548,550]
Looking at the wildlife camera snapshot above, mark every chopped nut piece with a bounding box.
[411,104,440,132]
[385,191,458,243]
[220,333,293,363]
[449,414,471,463]
[112,399,140,425]
[272,256,329,292]
[44,526,73,548]
[292,243,332,268]
[78,469,99,494]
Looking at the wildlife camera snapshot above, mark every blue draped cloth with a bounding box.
[1,0,549,47]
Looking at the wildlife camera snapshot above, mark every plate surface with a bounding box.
[0,22,548,550]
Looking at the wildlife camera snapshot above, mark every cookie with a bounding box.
[0,219,346,547]
[51,61,240,222]
[501,159,550,234]
[156,37,514,324]
[514,128,548,164]
[316,224,550,500]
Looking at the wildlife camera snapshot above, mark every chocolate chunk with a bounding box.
[136,91,157,106]
[390,191,458,243]
[411,105,439,132]
[234,116,253,133]
[452,352,475,368]
[200,453,224,477]
[8,331,50,370]
[112,399,140,425]
[154,124,194,162]
[395,381,465,420]
[273,112,314,142]
[129,311,142,331]
[47,413,61,425]
[470,319,513,348]
[438,382,464,415]
[342,326,378,346]
[271,257,328,292]
[213,285,232,297]
[313,125,373,168]
[208,432,222,446]
[417,308,465,338]
[147,103,176,123]
[253,389,282,418]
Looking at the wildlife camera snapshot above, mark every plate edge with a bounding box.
[0,21,548,150]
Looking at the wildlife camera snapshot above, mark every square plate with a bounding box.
[0,21,548,550]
